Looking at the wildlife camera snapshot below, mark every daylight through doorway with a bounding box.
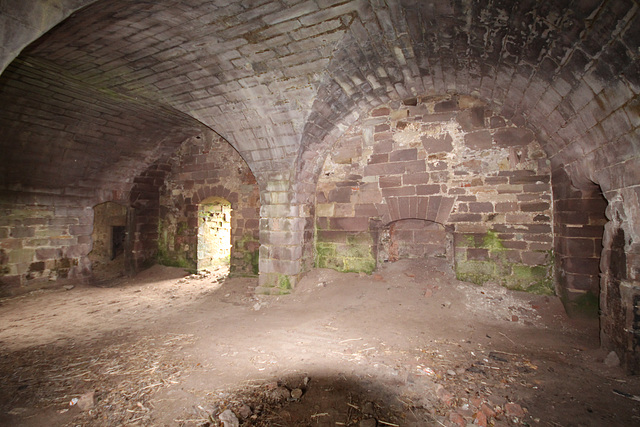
[198,197,232,273]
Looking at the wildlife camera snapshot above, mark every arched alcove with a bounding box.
[197,197,232,273]
[378,219,450,264]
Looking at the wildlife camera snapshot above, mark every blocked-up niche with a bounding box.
[90,202,127,263]
[378,219,450,264]
[198,197,232,272]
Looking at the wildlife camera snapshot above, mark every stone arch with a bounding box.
[316,93,554,292]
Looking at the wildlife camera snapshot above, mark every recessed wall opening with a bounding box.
[89,201,128,281]
[198,197,232,273]
[112,226,126,260]
[378,219,450,264]
[553,171,608,319]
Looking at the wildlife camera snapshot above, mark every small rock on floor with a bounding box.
[219,408,239,427]
[604,350,620,367]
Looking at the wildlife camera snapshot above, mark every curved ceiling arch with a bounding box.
[294,0,639,200]
[2,0,638,195]
[0,0,98,73]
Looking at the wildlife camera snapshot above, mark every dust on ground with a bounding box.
[0,258,638,427]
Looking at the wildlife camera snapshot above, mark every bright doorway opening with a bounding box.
[197,197,232,273]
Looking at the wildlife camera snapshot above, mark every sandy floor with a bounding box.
[0,258,639,426]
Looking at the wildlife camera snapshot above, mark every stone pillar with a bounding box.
[600,189,640,373]
[256,173,309,294]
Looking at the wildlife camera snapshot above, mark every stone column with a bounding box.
[600,189,640,373]
[256,173,308,294]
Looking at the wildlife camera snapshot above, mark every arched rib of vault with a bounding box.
[11,0,363,185]
[0,0,97,74]
[294,0,640,203]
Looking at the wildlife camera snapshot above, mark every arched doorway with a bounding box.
[198,197,232,273]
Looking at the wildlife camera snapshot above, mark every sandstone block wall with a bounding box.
[0,193,93,294]
[157,131,260,276]
[316,95,554,293]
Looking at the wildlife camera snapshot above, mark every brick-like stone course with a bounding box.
[0,193,93,294]
[156,131,260,276]
[316,95,553,292]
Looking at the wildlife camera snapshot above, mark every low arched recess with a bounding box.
[315,94,554,294]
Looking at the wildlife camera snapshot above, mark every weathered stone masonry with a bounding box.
[316,95,553,293]
[1,0,640,370]
[157,131,260,276]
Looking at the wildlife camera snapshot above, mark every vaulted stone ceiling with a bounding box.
[3,0,638,198]
[2,0,640,371]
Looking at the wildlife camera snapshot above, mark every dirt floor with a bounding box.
[0,258,639,427]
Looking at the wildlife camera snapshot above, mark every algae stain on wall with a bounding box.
[455,230,554,295]
[315,231,376,274]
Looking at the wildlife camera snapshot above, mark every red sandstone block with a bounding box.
[561,257,600,275]
[426,196,442,221]
[382,187,415,197]
[330,217,369,231]
[374,131,393,142]
[373,140,393,153]
[355,203,378,216]
[404,160,427,173]
[493,127,534,147]
[520,202,550,212]
[563,272,600,292]
[522,251,548,265]
[502,240,528,250]
[467,248,489,260]
[434,99,458,112]
[416,184,440,196]
[371,107,390,116]
[368,153,388,164]
[495,202,517,213]
[523,183,551,193]
[328,187,352,203]
[449,213,482,223]
[403,172,430,185]
[417,197,429,219]
[561,237,597,258]
[468,202,494,213]
[485,176,509,185]
[390,148,418,162]
[379,176,401,188]
[464,130,492,150]
[398,197,412,218]
[422,133,453,153]
[364,162,402,176]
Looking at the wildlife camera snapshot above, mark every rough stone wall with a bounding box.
[316,95,553,293]
[129,162,171,272]
[552,168,607,317]
[0,193,93,295]
[0,56,206,292]
[158,131,260,276]
[600,188,640,373]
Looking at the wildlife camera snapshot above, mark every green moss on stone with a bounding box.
[482,230,506,253]
[564,291,599,318]
[455,231,554,295]
[278,275,292,294]
[315,232,376,274]
[455,260,495,285]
